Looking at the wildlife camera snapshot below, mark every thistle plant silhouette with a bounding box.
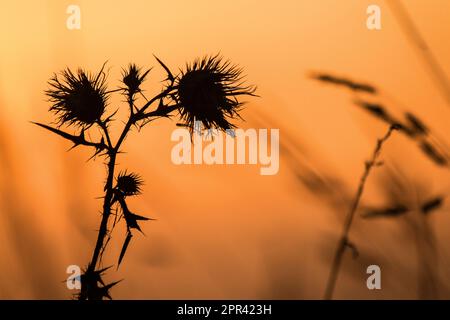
[32,54,256,300]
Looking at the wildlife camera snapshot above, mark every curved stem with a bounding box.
[324,125,397,300]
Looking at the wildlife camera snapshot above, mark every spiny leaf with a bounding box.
[81,265,113,286]
[117,194,153,233]
[118,231,133,268]
[130,212,151,221]
[153,54,174,82]
[95,280,123,300]
[102,280,123,299]
[32,122,109,152]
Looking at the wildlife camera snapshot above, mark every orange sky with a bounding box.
[0,0,450,299]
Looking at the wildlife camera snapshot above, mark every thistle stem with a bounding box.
[88,152,116,273]
[86,97,162,275]
[324,125,397,300]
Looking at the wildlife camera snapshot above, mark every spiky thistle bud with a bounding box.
[121,64,150,98]
[116,171,143,196]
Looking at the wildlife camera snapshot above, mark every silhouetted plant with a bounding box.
[33,55,256,299]
[324,124,398,299]
[280,71,449,298]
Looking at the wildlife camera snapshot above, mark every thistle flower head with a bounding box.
[46,64,108,127]
[174,54,256,132]
[121,64,150,97]
[116,171,143,196]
